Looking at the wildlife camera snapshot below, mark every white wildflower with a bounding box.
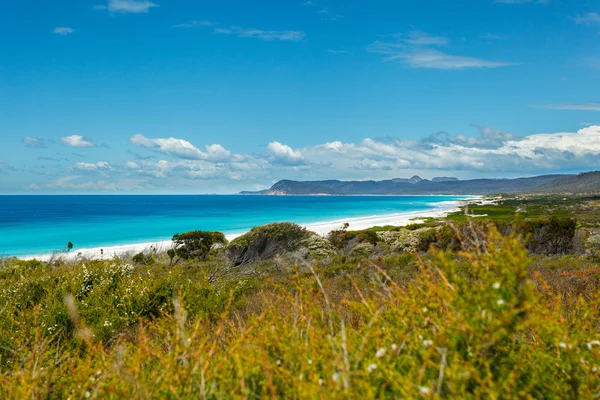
[391,343,398,352]
[419,387,431,394]
[367,363,377,373]
[422,340,433,347]
[307,359,313,365]
[332,372,341,383]
[318,379,324,386]
[497,299,506,306]
[493,282,501,289]
[586,340,600,350]
[276,360,282,366]
[376,348,386,358]
[559,342,567,349]
[422,307,428,313]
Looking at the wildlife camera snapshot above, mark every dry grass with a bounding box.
[0,228,599,398]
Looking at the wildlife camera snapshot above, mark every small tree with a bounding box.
[67,242,74,251]
[170,231,228,263]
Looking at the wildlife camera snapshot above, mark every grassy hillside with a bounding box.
[1,197,600,398]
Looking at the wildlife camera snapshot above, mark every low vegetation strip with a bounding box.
[0,196,599,398]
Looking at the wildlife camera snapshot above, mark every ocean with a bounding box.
[0,195,471,258]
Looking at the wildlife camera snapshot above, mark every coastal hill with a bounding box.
[530,171,600,194]
[241,173,575,195]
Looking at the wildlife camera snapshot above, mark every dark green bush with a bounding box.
[227,223,311,266]
[132,252,155,265]
[516,216,577,256]
[171,231,228,262]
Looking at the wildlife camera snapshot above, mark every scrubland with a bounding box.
[1,195,599,398]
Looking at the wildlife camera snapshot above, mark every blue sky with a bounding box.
[1,0,600,193]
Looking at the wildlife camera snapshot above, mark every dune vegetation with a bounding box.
[0,196,599,398]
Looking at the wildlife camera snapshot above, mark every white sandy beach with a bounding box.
[21,197,486,261]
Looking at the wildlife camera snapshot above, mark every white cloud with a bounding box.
[74,161,113,171]
[401,30,449,46]
[0,163,16,173]
[125,161,141,170]
[123,157,270,182]
[94,0,158,14]
[173,21,216,28]
[214,26,305,41]
[395,49,515,69]
[368,30,517,69]
[575,13,600,25]
[30,176,145,191]
[61,135,95,148]
[369,42,517,69]
[305,126,600,174]
[21,126,600,191]
[267,141,306,166]
[533,102,600,111]
[22,137,46,148]
[130,134,234,162]
[53,27,75,35]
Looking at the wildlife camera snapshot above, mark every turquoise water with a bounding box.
[0,195,470,257]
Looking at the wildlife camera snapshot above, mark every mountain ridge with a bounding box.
[240,173,585,195]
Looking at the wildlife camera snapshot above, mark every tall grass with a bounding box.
[0,227,599,398]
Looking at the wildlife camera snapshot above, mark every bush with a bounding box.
[171,230,228,262]
[516,216,577,255]
[226,223,312,266]
[132,252,155,265]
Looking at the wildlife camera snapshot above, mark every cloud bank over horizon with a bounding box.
[8,125,600,193]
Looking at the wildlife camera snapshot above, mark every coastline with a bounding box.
[20,197,484,262]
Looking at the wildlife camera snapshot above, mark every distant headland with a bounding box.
[241,171,600,196]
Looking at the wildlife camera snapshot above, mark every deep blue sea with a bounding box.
[0,195,470,257]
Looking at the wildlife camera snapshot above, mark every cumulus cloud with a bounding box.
[73,161,113,171]
[267,142,306,166]
[53,27,75,35]
[368,30,517,69]
[26,126,600,191]
[94,0,158,13]
[122,157,270,182]
[22,137,47,148]
[125,161,141,170]
[306,126,600,174]
[214,26,305,41]
[61,135,95,148]
[130,134,234,162]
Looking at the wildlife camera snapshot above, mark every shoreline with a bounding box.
[19,197,484,262]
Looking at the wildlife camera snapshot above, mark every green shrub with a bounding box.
[516,216,577,255]
[132,252,155,265]
[171,230,228,262]
[227,223,312,266]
